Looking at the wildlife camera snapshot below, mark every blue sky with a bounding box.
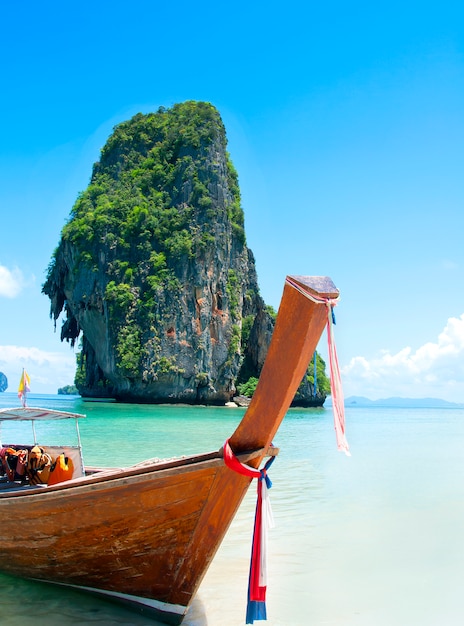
[1,1,464,400]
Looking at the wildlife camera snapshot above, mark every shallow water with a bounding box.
[0,393,463,625]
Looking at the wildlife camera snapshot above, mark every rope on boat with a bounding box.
[285,277,350,456]
[223,439,275,624]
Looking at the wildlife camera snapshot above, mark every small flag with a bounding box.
[18,369,31,407]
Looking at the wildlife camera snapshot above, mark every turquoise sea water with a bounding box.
[0,392,463,625]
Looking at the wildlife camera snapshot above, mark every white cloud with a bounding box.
[341,313,464,402]
[0,345,76,394]
[0,265,25,298]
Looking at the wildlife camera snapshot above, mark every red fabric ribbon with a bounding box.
[223,439,275,623]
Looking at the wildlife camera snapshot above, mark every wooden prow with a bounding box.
[229,275,339,461]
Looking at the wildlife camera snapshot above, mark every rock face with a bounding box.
[43,102,271,404]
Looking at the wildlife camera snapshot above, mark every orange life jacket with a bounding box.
[48,453,74,486]
[27,446,52,485]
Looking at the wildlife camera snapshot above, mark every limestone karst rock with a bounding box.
[43,101,328,405]
[43,102,271,403]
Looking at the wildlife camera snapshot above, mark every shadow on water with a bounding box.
[0,573,209,625]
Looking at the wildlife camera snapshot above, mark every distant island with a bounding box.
[58,385,78,395]
[325,396,464,409]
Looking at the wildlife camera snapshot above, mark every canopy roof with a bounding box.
[0,407,86,421]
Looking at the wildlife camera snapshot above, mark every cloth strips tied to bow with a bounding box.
[223,439,275,624]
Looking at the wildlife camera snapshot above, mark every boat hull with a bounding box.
[0,275,340,623]
[0,453,252,624]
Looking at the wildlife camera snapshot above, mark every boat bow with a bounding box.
[229,275,339,462]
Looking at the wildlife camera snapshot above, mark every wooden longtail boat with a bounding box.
[0,275,340,624]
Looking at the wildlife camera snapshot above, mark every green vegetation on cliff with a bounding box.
[45,102,247,386]
[60,102,244,271]
[43,100,330,405]
[43,101,258,402]
[238,351,330,401]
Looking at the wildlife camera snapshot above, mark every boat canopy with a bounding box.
[0,407,86,421]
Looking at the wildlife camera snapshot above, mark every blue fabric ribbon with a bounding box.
[246,454,275,624]
[331,304,336,324]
